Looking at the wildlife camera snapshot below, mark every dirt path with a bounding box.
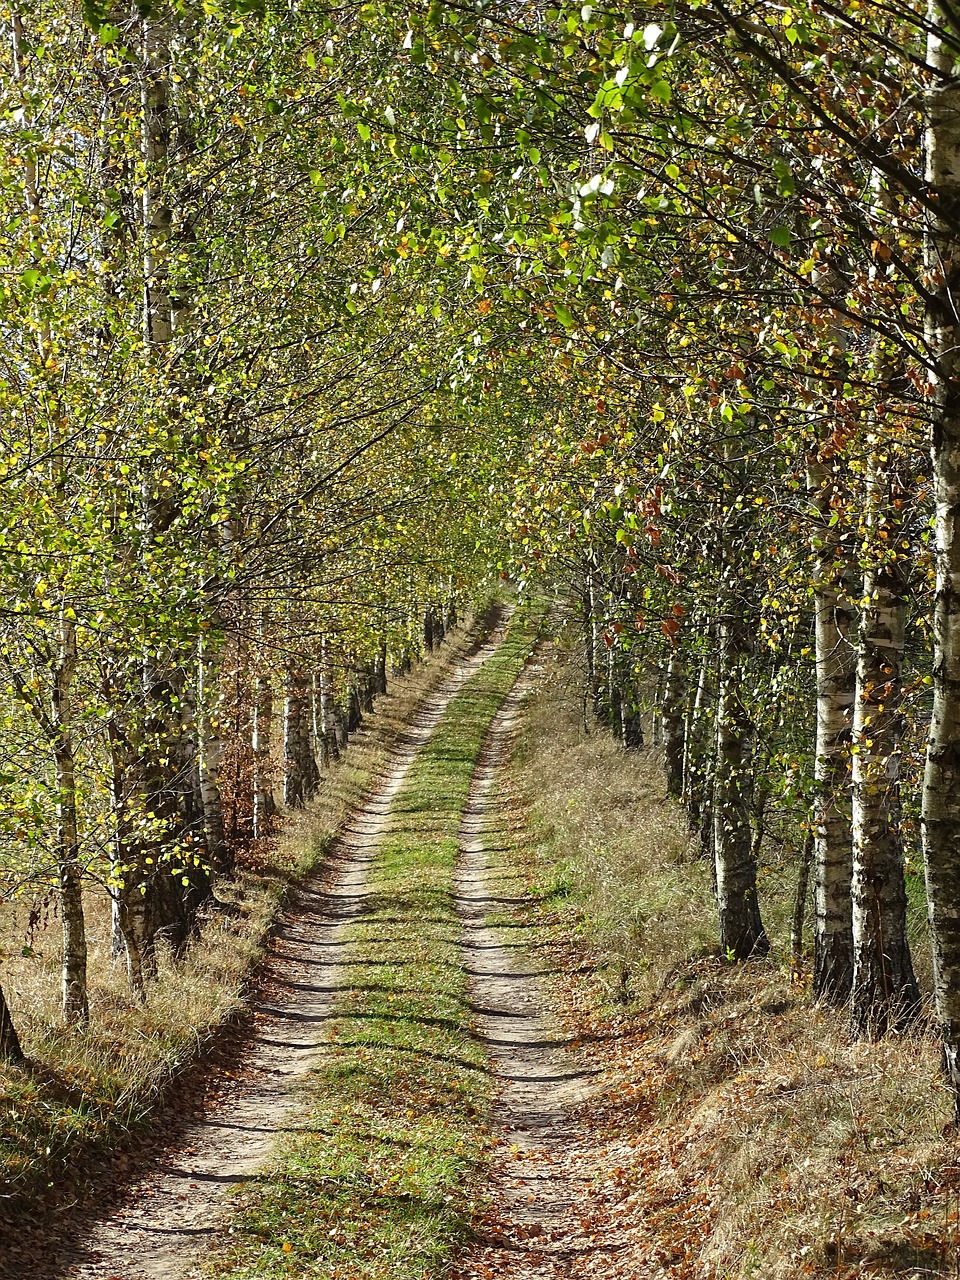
[41,616,510,1280]
[452,658,624,1280]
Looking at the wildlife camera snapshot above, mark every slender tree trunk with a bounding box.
[921,13,960,1107]
[683,642,712,835]
[141,12,173,348]
[319,638,340,763]
[252,671,275,838]
[0,982,24,1064]
[374,644,388,697]
[334,696,349,751]
[312,671,328,770]
[713,615,768,960]
[361,665,375,714]
[347,675,363,732]
[198,635,229,873]
[300,677,320,801]
[582,577,597,707]
[751,778,770,887]
[850,457,920,1037]
[52,611,88,1026]
[283,662,306,808]
[652,668,663,746]
[135,8,210,948]
[56,756,87,1027]
[607,643,622,738]
[107,719,152,998]
[661,651,685,797]
[13,18,88,1027]
[791,830,815,976]
[808,461,857,1005]
[586,565,604,718]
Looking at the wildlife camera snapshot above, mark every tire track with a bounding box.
[453,652,623,1280]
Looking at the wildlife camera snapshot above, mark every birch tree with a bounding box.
[922,3,960,1107]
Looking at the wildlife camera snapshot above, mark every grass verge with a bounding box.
[0,616,490,1225]
[204,603,545,1280]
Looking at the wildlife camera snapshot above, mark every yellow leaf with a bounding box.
[283,1241,293,1253]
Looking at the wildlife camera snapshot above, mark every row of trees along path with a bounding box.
[12,0,960,1261]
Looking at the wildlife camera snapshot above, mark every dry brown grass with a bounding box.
[506,634,960,1280]
[0,614,485,1207]
[511,638,715,1005]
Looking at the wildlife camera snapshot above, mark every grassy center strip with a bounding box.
[208,603,545,1280]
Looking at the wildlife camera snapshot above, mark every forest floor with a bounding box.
[7,610,960,1280]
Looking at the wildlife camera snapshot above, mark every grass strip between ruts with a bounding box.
[208,603,545,1280]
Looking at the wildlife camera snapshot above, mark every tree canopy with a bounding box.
[3,0,960,1108]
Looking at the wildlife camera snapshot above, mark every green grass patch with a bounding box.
[208,605,544,1280]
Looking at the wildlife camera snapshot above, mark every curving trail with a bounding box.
[37,612,511,1280]
[452,656,624,1280]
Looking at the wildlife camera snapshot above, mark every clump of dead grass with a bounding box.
[511,639,715,1006]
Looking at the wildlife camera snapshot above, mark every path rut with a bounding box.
[453,655,623,1280]
[35,615,509,1280]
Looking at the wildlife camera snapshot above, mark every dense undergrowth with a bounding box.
[503,632,960,1279]
[0,617,487,1222]
[204,604,545,1279]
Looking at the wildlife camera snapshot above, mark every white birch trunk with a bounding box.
[141,14,173,347]
[683,641,712,842]
[922,8,960,1108]
[661,651,685,797]
[850,474,919,1035]
[13,14,87,1024]
[312,671,328,770]
[808,457,857,1006]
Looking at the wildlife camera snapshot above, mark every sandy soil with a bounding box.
[38,617,509,1280]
